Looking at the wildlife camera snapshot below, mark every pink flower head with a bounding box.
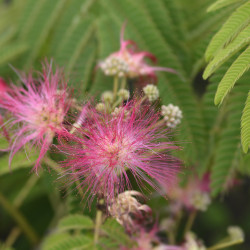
[168,173,211,212]
[99,23,177,79]
[0,62,71,173]
[59,100,181,205]
[0,77,9,96]
[0,77,10,141]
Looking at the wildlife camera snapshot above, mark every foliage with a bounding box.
[0,0,249,249]
[203,0,250,152]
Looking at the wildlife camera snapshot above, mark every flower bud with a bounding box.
[95,102,105,112]
[143,84,159,102]
[191,191,211,211]
[118,88,130,100]
[100,57,129,77]
[161,104,182,128]
[227,226,244,241]
[101,91,114,103]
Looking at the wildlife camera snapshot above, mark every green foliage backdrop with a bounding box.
[0,0,249,248]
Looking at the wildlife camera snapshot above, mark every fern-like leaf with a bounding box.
[205,1,250,61]
[214,46,250,105]
[203,25,250,79]
[241,91,250,153]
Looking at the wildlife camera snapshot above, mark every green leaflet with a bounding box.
[0,149,38,176]
[203,25,250,79]
[57,214,94,231]
[101,219,134,247]
[210,70,249,196]
[241,91,250,153]
[205,1,250,60]
[214,46,250,105]
[207,0,242,12]
[0,42,27,66]
[41,235,94,250]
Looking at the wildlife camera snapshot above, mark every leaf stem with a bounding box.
[0,191,39,245]
[113,76,119,99]
[184,210,197,235]
[94,199,104,245]
[207,239,243,250]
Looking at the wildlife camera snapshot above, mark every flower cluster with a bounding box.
[161,104,183,128]
[58,101,181,205]
[99,24,177,79]
[0,62,70,172]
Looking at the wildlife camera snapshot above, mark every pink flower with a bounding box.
[168,173,211,212]
[0,77,9,96]
[0,77,10,141]
[0,62,71,173]
[59,100,181,205]
[99,24,177,79]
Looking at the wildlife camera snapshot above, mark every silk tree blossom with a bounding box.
[0,62,71,173]
[168,173,211,213]
[0,78,10,141]
[99,24,177,79]
[59,100,181,205]
[108,191,152,234]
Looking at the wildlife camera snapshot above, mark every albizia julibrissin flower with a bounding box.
[0,62,71,173]
[59,100,181,204]
[99,24,177,79]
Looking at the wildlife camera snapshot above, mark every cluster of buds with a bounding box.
[101,91,114,103]
[168,173,211,213]
[227,226,244,242]
[118,88,130,100]
[99,24,176,80]
[99,57,129,77]
[161,104,182,128]
[183,232,206,250]
[143,84,159,102]
[108,191,152,234]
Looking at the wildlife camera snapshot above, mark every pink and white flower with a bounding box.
[59,100,181,204]
[99,24,177,79]
[0,62,71,173]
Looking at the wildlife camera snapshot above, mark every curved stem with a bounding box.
[0,191,39,245]
[207,239,243,250]
[14,174,39,207]
[184,210,197,235]
[43,156,84,197]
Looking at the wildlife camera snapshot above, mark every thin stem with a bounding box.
[43,156,63,174]
[43,156,84,197]
[121,77,127,89]
[112,97,123,109]
[184,210,197,235]
[94,199,104,245]
[5,227,21,248]
[0,191,39,245]
[113,76,119,99]
[207,239,243,250]
[94,210,102,244]
[14,174,39,207]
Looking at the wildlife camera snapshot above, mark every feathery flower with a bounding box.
[99,24,177,79]
[59,100,181,205]
[0,78,10,141]
[0,62,71,173]
[168,173,211,212]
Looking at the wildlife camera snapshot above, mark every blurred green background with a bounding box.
[0,0,249,249]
